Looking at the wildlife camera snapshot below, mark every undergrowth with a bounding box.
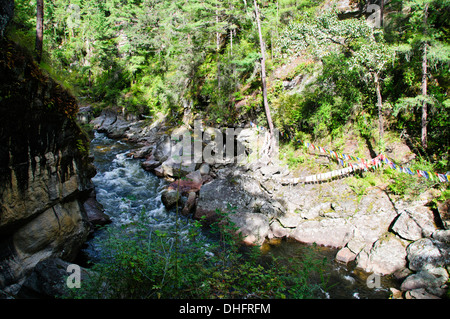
[64,205,328,299]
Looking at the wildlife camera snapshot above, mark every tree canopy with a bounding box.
[6,0,450,169]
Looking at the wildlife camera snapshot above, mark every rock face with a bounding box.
[0,38,97,297]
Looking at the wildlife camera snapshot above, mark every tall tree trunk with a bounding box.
[253,0,275,156]
[374,72,384,147]
[35,0,44,63]
[421,3,429,149]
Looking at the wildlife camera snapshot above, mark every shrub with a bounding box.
[66,205,327,299]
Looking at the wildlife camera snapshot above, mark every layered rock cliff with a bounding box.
[0,37,97,297]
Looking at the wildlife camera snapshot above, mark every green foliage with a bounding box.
[385,157,440,199]
[66,205,327,299]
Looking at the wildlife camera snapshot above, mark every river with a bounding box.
[81,131,398,299]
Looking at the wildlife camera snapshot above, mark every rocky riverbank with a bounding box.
[87,108,450,299]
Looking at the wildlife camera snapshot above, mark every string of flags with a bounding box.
[249,121,449,183]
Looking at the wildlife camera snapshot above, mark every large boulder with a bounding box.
[290,218,354,248]
[195,177,281,245]
[17,258,91,299]
[356,233,408,275]
[391,207,438,241]
[406,238,450,272]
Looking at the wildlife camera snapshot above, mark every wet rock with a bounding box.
[161,189,182,209]
[141,158,161,171]
[181,192,197,216]
[82,190,111,228]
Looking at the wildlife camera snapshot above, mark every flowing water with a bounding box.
[82,132,398,299]
[81,132,195,262]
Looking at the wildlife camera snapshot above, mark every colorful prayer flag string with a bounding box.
[249,122,449,183]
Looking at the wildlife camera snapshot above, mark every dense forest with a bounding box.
[5,0,450,173]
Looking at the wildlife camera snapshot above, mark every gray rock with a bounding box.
[161,189,182,209]
[141,159,161,171]
[199,163,210,175]
[391,208,438,241]
[405,288,441,299]
[432,229,450,243]
[181,192,197,216]
[82,191,111,228]
[153,135,172,162]
[356,234,408,275]
[401,268,448,297]
[194,177,281,245]
[407,238,450,271]
[185,170,203,184]
[18,258,91,298]
[160,157,197,178]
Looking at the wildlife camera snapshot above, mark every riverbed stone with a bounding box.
[160,157,197,178]
[400,268,448,297]
[161,189,182,209]
[199,163,210,175]
[168,179,202,195]
[405,288,441,299]
[291,218,354,248]
[357,233,408,275]
[406,238,450,271]
[336,247,357,264]
[141,158,161,171]
[82,190,111,228]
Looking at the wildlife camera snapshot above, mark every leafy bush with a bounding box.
[66,205,327,299]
